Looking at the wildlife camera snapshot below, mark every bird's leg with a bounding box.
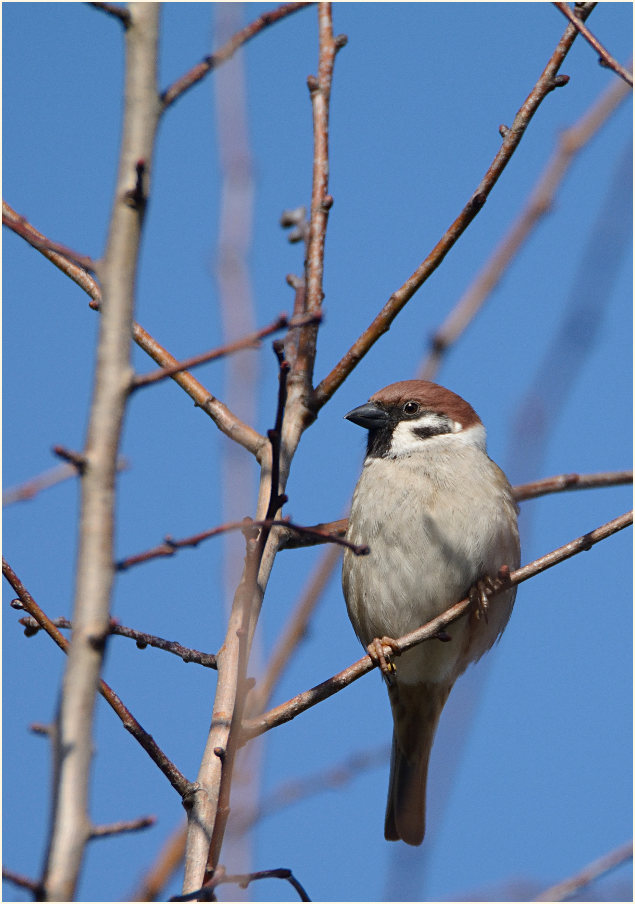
[367,635,400,680]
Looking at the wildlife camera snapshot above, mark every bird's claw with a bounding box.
[367,636,400,679]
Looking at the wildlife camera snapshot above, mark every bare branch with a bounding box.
[3,557,190,798]
[553,3,633,86]
[534,839,633,901]
[292,7,346,396]
[313,2,597,410]
[14,607,218,669]
[419,73,632,380]
[1,867,42,895]
[513,469,632,501]
[241,510,632,741]
[161,2,313,110]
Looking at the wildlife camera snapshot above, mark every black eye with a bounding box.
[403,400,420,415]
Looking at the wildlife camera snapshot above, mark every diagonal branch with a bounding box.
[553,2,633,86]
[241,509,632,742]
[312,2,597,410]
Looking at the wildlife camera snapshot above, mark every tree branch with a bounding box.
[313,2,597,410]
[534,839,633,901]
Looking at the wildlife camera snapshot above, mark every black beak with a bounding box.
[344,401,390,430]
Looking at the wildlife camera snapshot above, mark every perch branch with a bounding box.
[241,509,632,741]
[90,816,156,839]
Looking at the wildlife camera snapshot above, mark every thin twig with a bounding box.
[553,2,633,86]
[87,1,131,26]
[131,314,322,390]
[52,444,87,473]
[241,509,632,741]
[513,469,632,501]
[534,839,633,901]
[3,557,190,797]
[294,7,346,393]
[312,2,597,410]
[419,73,633,381]
[90,816,156,839]
[161,2,313,110]
[13,607,218,669]
[172,867,311,903]
[1,208,96,271]
[4,460,128,507]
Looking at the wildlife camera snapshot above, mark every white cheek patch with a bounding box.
[389,413,454,456]
[388,416,487,457]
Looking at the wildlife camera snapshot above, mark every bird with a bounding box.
[341,380,520,846]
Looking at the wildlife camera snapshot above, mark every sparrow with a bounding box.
[342,380,520,846]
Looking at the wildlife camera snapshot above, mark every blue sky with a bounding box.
[3,3,632,902]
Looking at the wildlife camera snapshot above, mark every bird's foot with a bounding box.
[367,636,400,680]
[469,575,500,623]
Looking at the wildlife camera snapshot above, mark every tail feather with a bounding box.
[384,681,451,845]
